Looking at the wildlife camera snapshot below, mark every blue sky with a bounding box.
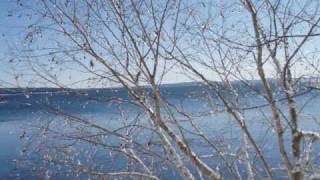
[0,0,27,87]
[0,0,318,88]
[0,0,194,88]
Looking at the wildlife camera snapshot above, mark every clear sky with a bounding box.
[0,0,27,87]
[0,0,197,88]
[0,0,319,88]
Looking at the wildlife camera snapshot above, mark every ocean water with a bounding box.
[1,84,320,179]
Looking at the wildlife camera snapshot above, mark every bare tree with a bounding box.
[8,0,320,179]
[167,0,320,179]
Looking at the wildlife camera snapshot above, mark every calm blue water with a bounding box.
[1,84,320,179]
